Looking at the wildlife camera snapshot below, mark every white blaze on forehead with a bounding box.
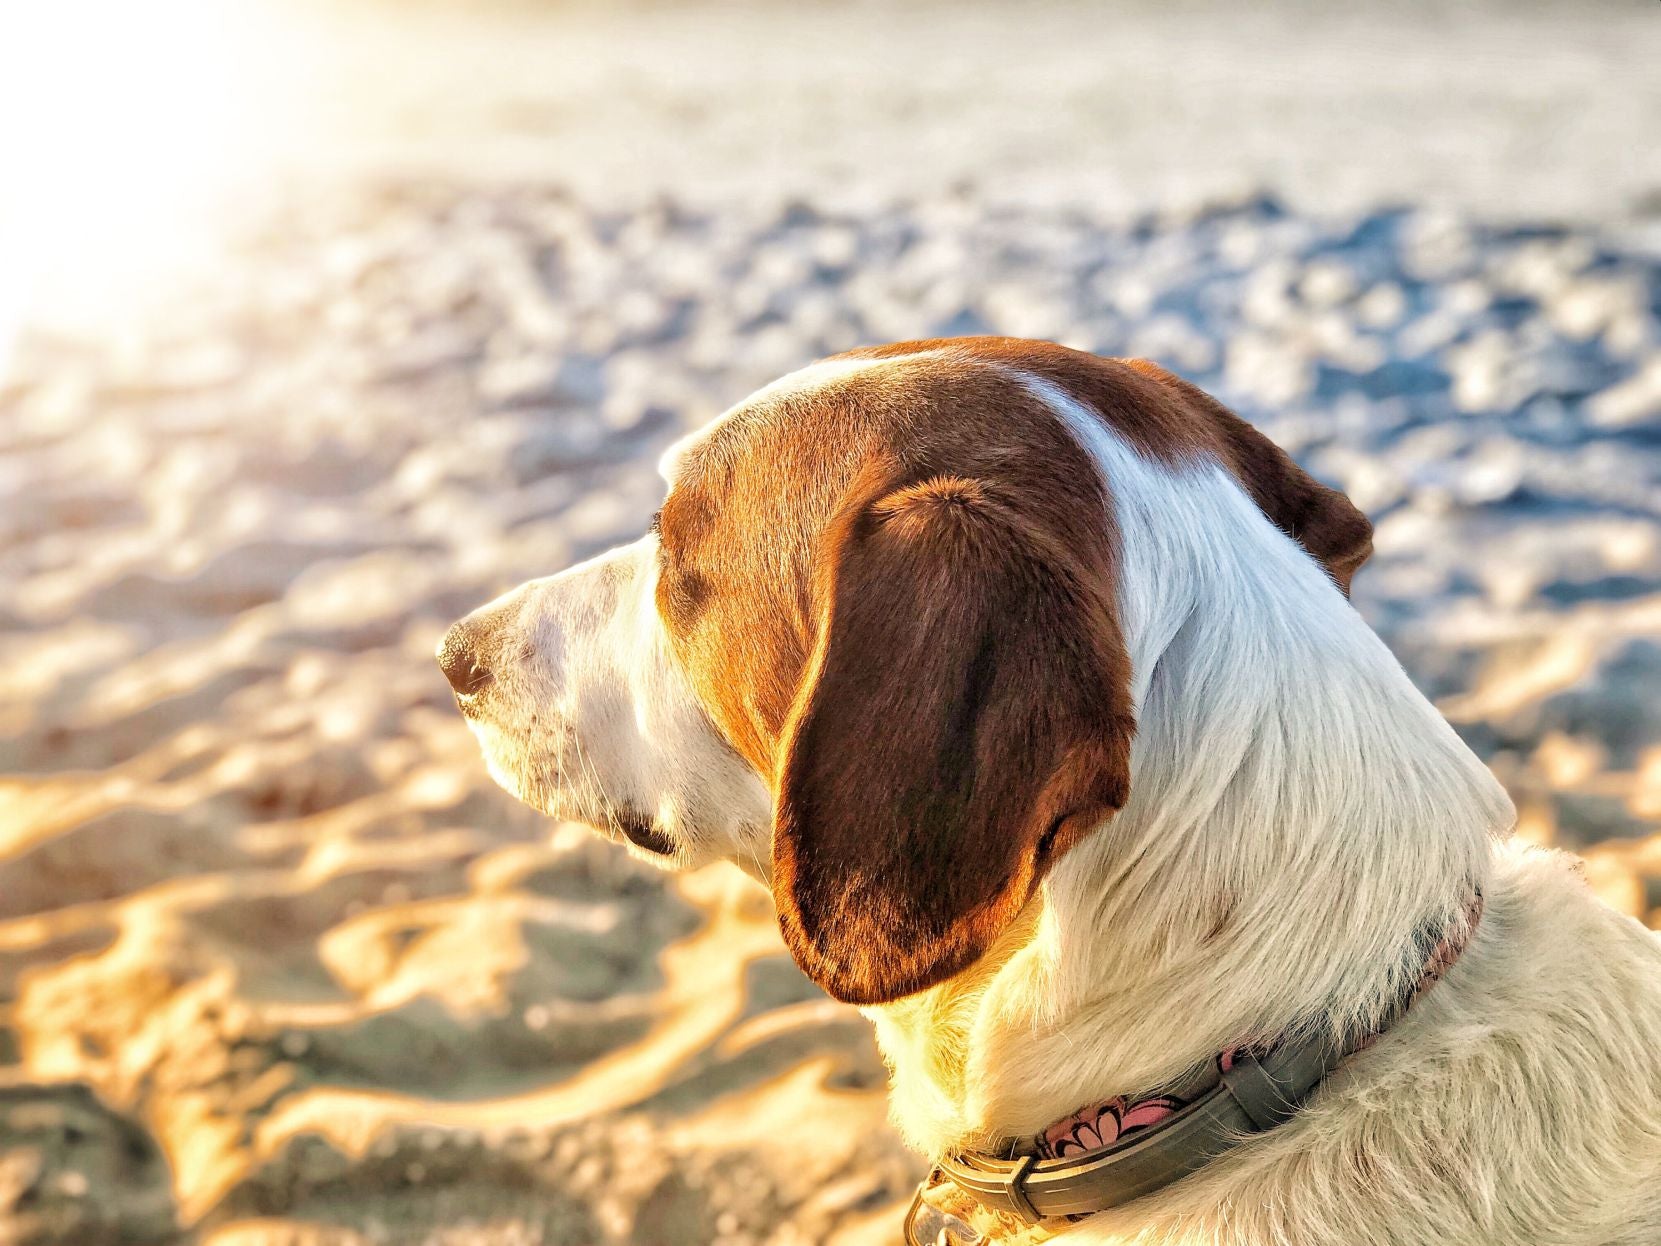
[656,353,933,486]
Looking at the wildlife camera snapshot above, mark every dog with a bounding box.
[440,338,1661,1244]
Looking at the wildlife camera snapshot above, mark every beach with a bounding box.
[1,4,1658,1243]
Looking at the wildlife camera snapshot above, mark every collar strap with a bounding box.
[928,1035,1341,1226]
[907,888,1484,1242]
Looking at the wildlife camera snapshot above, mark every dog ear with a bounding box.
[771,472,1135,1005]
[1123,360,1374,595]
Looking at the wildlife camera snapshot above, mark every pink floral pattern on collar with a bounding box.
[1037,1049,1237,1161]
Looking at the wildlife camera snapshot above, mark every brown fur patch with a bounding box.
[842,339,1373,593]
[654,340,1372,1002]
[657,356,1133,1002]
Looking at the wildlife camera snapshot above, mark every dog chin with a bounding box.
[462,722,696,866]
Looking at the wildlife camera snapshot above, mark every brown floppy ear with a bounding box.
[772,473,1135,1005]
[1123,360,1374,595]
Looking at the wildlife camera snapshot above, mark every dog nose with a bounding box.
[437,618,494,695]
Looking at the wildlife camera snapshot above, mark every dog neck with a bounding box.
[867,426,1514,1161]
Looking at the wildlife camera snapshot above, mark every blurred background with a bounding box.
[0,1,1657,1243]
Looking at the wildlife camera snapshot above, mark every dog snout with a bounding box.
[437,617,496,696]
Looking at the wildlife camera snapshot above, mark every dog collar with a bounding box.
[905,888,1485,1245]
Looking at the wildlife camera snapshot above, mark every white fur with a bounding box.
[454,541,770,872]
[453,357,1661,1245]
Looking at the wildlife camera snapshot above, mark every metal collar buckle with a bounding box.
[902,1176,938,1246]
[903,1152,1041,1246]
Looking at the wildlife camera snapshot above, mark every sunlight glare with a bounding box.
[0,0,292,370]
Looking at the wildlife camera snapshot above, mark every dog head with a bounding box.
[439,339,1372,1005]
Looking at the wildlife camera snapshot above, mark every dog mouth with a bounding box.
[457,712,677,859]
[610,808,677,857]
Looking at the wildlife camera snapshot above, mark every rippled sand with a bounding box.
[1,183,1656,1244]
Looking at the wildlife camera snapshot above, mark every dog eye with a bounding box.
[647,509,663,536]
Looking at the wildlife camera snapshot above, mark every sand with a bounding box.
[1,4,1658,1244]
